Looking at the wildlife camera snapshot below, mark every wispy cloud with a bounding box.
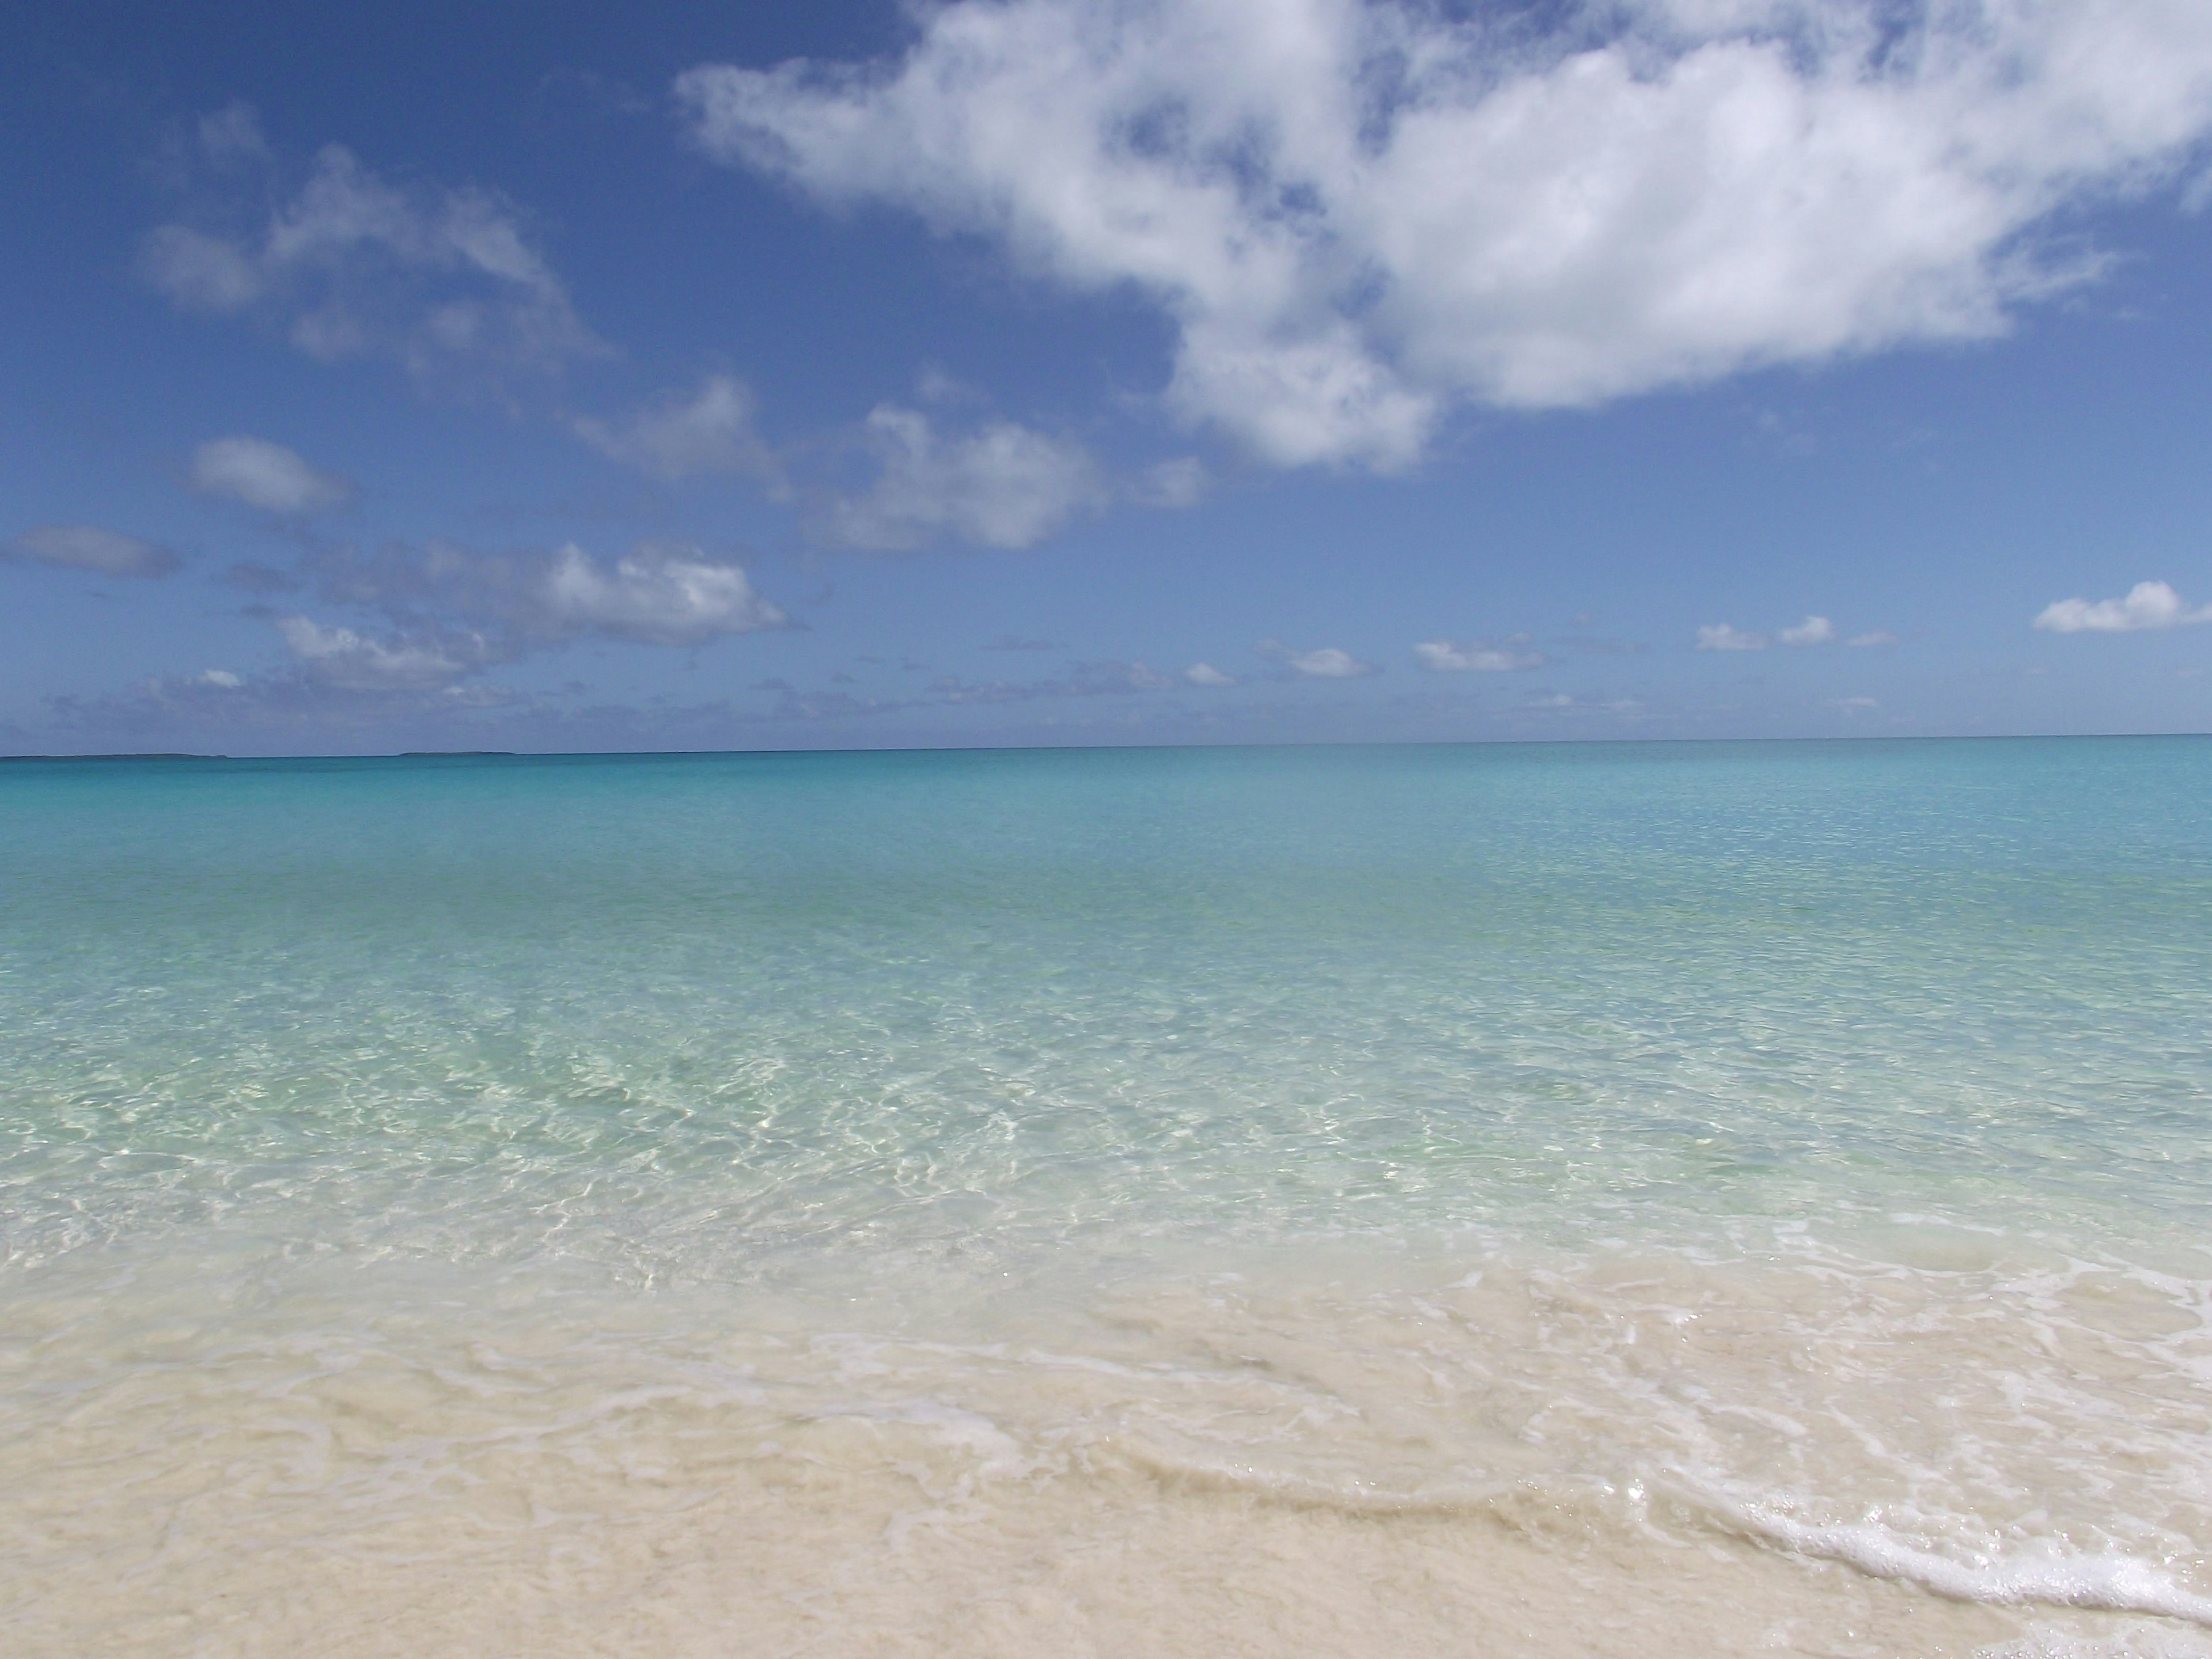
[4,524,180,578]
[1512,691,1649,719]
[143,104,603,388]
[2034,580,2212,633]
[1847,630,1899,647]
[119,540,789,723]
[1695,623,1767,652]
[572,374,781,484]
[1258,639,1377,678]
[924,660,1179,703]
[1413,638,1545,672]
[294,537,789,652]
[1134,458,1208,509]
[1184,662,1236,687]
[682,0,2212,468]
[190,435,353,514]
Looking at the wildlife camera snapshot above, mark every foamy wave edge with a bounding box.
[1721,1503,2212,1624]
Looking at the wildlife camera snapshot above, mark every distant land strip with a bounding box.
[0,752,224,762]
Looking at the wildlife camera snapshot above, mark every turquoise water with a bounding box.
[5,738,2212,1657]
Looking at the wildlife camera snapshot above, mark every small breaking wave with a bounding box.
[1714,1497,2212,1624]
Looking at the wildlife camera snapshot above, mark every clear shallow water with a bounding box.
[3,738,2211,1657]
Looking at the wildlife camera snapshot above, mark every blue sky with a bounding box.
[6,0,2212,755]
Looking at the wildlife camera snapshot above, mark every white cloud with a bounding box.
[1133,456,1209,508]
[143,118,601,383]
[295,537,789,653]
[573,374,782,483]
[141,226,265,310]
[1414,638,1545,671]
[2033,579,2212,632]
[1696,622,1767,650]
[1831,694,1878,710]
[193,102,270,167]
[1184,661,1236,686]
[820,404,1104,549]
[680,0,2212,469]
[1259,638,1377,677]
[5,524,180,578]
[540,543,787,645]
[1779,614,1835,645]
[197,669,245,688]
[1115,661,1177,691]
[276,617,478,691]
[1847,629,1899,647]
[190,435,353,513]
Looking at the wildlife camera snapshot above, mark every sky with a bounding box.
[5,0,2212,756]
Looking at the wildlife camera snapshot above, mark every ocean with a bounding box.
[3,738,2210,1657]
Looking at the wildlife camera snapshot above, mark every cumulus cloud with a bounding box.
[2033,579,2212,632]
[1414,638,1546,671]
[143,106,601,385]
[1258,638,1377,677]
[5,524,180,578]
[680,0,2212,468]
[572,374,782,483]
[190,435,353,513]
[1779,614,1836,645]
[300,537,789,649]
[539,543,788,645]
[276,616,484,691]
[1695,622,1767,651]
[818,404,1105,549]
[1184,661,1236,685]
[257,540,786,703]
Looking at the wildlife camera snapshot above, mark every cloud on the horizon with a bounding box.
[1414,638,1546,672]
[1779,615,1836,645]
[276,616,489,691]
[815,404,1105,550]
[1259,638,1377,678]
[926,659,1180,702]
[293,537,790,652]
[1695,622,1767,652]
[143,104,603,387]
[4,523,181,578]
[190,435,354,514]
[573,374,783,485]
[681,0,2212,469]
[148,540,789,715]
[2034,580,2212,633]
